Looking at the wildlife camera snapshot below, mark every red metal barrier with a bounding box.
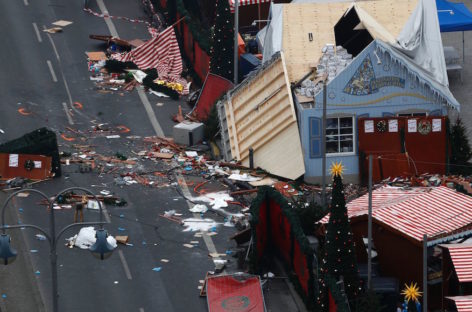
[251,187,315,306]
[358,117,447,183]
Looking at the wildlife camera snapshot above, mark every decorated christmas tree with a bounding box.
[208,0,234,81]
[317,162,361,311]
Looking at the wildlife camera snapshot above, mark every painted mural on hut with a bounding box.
[295,40,457,183]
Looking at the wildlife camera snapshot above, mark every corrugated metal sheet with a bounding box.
[443,244,472,283]
[320,186,472,243]
[446,296,472,312]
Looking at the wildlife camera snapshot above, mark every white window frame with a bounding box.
[325,115,356,157]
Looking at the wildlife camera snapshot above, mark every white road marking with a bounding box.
[32,23,42,42]
[101,204,111,223]
[46,60,58,82]
[118,250,133,280]
[23,0,29,6]
[137,87,164,137]
[43,26,60,61]
[62,102,74,125]
[96,0,119,37]
[97,0,221,271]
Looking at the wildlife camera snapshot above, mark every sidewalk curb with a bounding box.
[0,192,46,312]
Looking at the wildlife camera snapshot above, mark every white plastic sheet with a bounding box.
[67,227,117,250]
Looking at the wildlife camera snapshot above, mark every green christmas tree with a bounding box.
[450,118,472,175]
[209,0,234,81]
[317,162,361,311]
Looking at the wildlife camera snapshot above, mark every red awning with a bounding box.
[207,274,265,312]
[443,244,472,282]
[229,0,272,13]
[447,295,472,312]
[320,186,472,243]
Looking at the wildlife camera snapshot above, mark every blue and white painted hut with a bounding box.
[295,40,460,183]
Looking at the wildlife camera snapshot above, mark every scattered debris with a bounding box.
[52,20,73,27]
[66,227,117,250]
[115,236,129,245]
[189,204,208,213]
[182,218,218,232]
[43,27,62,34]
[35,234,47,241]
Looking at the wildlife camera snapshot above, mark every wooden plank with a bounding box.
[226,92,241,160]
[280,51,297,120]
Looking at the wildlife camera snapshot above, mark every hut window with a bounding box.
[326,117,354,154]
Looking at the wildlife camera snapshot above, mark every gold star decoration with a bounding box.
[401,282,422,303]
[330,161,344,178]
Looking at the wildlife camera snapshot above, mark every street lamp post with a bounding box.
[0,187,115,312]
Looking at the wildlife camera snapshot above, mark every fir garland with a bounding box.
[165,0,211,52]
[249,186,316,309]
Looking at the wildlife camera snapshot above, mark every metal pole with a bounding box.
[321,81,327,208]
[463,31,465,65]
[423,234,428,312]
[249,147,254,169]
[49,197,58,312]
[234,0,239,85]
[368,154,373,291]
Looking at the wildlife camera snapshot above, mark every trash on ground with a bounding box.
[43,27,62,33]
[182,218,218,232]
[115,235,129,245]
[35,234,47,241]
[52,20,73,27]
[189,204,208,213]
[66,227,117,250]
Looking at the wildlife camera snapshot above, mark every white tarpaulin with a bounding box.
[262,3,283,63]
[67,227,117,250]
[393,0,449,87]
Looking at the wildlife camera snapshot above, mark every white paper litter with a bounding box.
[87,200,102,210]
[182,218,218,232]
[228,173,262,182]
[149,90,170,98]
[128,70,147,84]
[193,192,233,210]
[67,227,117,250]
[189,204,208,213]
[185,151,198,158]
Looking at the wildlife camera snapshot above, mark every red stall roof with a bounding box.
[443,244,472,282]
[446,295,472,312]
[320,186,472,245]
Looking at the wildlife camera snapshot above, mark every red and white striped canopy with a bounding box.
[447,296,472,312]
[444,244,472,282]
[320,186,472,242]
[229,0,272,13]
[113,26,188,94]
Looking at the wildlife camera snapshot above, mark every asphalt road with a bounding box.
[0,1,231,311]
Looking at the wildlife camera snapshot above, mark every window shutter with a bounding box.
[309,117,321,158]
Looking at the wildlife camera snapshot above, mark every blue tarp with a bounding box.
[437,0,472,32]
